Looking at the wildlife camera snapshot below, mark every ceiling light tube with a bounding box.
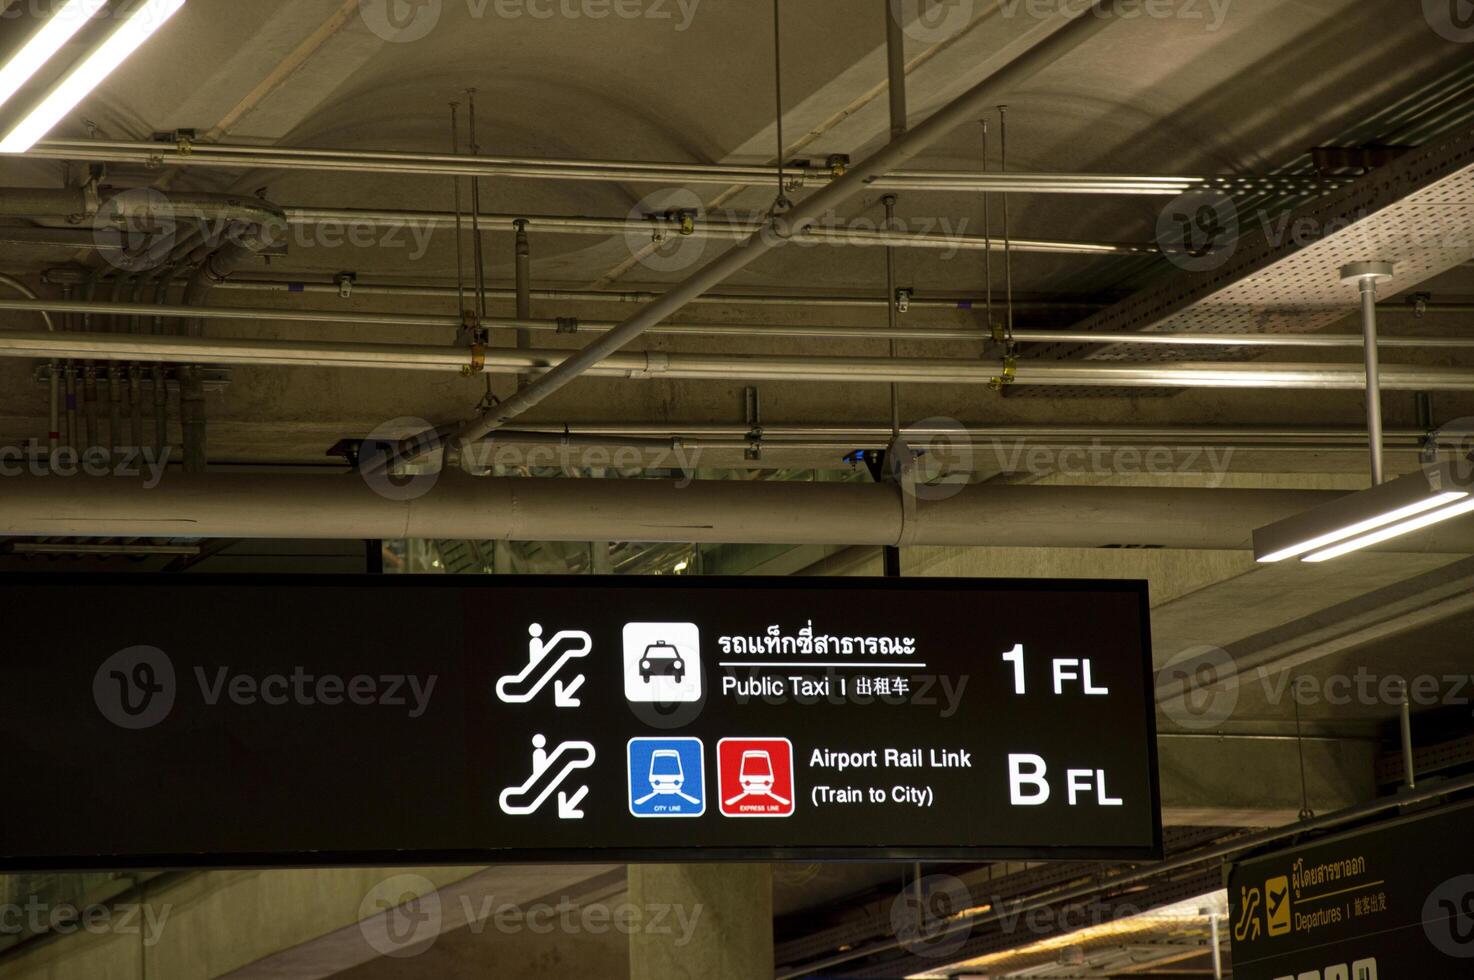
[0,0,186,154]
[1252,462,1474,563]
[1255,491,1468,563]
[0,0,109,113]
[1303,497,1474,562]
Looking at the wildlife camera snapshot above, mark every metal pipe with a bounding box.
[10,472,1474,556]
[885,0,907,140]
[1363,278,1386,484]
[30,137,1341,196]
[1400,679,1417,791]
[467,88,489,320]
[197,274,1474,316]
[280,205,1150,256]
[450,101,468,314]
[0,273,58,455]
[454,4,1120,444]
[177,201,287,473]
[514,219,532,389]
[9,330,1474,392]
[10,299,1474,347]
[449,421,1441,449]
[1209,913,1223,980]
[107,275,124,453]
[883,195,901,437]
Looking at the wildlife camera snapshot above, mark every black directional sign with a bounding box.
[1228,801,1474,978]
[0,574,1160,868]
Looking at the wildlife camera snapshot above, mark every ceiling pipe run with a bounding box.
[3,296,1474,347]
[8,330,1474,390]
[9,471,1471,551]
[281,206,1154,257]
[27,137,1340,197]
[60,271,1467,317]
[451,3,1124,445]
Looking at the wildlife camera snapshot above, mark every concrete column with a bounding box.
[627,865,772,980]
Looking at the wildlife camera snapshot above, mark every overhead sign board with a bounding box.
[0,574,1159,867]
[1228,801,1474,978]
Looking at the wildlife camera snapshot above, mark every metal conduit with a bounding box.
[282,206,1154,256]
[206,277,1109,312]
[6,330,1474,391]
[6,472,1474,555]
[30,137,1340,197]
[449,5,1148,443]
[4,296,1474,347]
[191,277,1474,317]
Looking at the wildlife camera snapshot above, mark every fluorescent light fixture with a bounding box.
[1253,462,1474,563]
[0,0,109,113]
[1304,497,1474,562]
[0,0,186,154]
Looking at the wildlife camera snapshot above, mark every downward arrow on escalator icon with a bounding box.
[498,734,597,820]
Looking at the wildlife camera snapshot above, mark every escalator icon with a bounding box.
[498,734,596,820]
[496,624,591,708]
